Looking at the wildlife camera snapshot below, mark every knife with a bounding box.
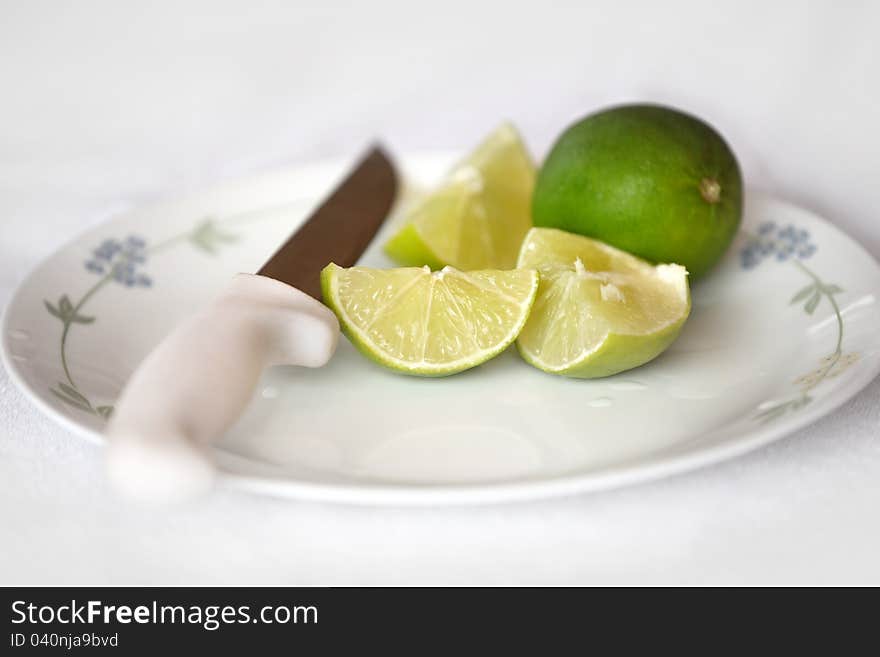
[105,147,398,502]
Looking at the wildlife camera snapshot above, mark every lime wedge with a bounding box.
[515,228,690,378]
[321,263,539,376]
[384,123,535,270]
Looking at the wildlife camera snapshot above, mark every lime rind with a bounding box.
[516,310,689,378]
[321,263,539,377]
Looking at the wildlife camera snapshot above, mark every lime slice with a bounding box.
[321,263,539,376]
[516,228,690,378]
[384,123,535,270]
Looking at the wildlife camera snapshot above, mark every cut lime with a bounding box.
[384,123,535,270]
[321,263,539,376]
[516,228,690,378]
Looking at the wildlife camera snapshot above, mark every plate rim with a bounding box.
[3,153,880,506]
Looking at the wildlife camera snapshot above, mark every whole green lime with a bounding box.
[532,104,742,280]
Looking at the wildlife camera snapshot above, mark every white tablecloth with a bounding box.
[2,0,879,585]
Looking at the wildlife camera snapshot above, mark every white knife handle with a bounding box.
[105,273,339,502]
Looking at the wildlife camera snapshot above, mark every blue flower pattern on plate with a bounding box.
[84,236,152,287]
[741,221,816,270]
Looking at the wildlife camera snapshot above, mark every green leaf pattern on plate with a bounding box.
[44,216,242,418]
[189,219,239,255]
[741,230,859,423]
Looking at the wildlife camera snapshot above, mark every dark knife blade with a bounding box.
[258,145,398,300]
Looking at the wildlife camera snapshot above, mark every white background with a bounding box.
[1,0,879,584]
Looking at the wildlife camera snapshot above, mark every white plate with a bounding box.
[3,153,880,505]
